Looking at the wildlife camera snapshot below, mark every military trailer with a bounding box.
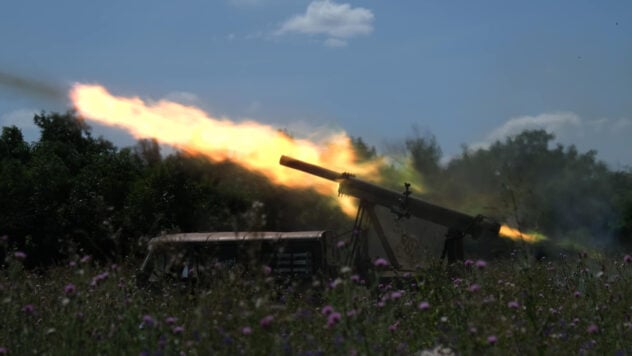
[136,231,341,287]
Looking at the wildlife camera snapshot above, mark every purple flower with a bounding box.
[64,283,76,295]
[373,258,389,267]
[418,301,430,310]
[80,255,91,264]
[260,315,274,328]
[0,347,7,354]
[321,305,334,316]
[327,312,342,327]
[475,260,487,269]
[336,240,346,248]
[468,284,481,292]
[574,291,582,298]
[172,326,184,334]
[388,320,400,332]
[261,265,272,275]
[624,254,632,264]
[350,274,361,283]
[22,304,35,314]
[507,301,520,309]
[390,291,403,300]
[165,316,177,325]
[587,324,599,334]
[141,315,155,328]
[14,251,26,260]
[68,261,77,267]
[487,335,497,345]
[241,326,252,335]
[464,259,474,267]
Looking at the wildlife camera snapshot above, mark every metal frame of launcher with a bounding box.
[279,155,501,272]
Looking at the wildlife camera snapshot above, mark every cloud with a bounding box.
[468,112,632,167]
[163,91,200,106]
[276,0,374,46]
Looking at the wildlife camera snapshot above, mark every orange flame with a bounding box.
[499,224,545,243]
[70,83,379,216]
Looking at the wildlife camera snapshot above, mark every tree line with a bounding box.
[1,112,630,266]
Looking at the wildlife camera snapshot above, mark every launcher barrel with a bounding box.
[279,155,500,238]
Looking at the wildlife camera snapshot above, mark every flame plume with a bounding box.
[499,224,545,243]
[70,83,379,215]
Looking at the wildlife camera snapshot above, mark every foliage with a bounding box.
[2,248,631,354]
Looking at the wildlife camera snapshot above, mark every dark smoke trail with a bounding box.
[0,70,66,101]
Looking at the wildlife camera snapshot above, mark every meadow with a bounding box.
[2,245,631,356]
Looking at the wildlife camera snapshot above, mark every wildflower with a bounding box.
[327,312,342,327]
[467,284,480,292]
[475,260,487,269]
[507,301,520,309]
[321,305,334,316]
[260,315,274,328]
[80,255,91,263]
[165,316,177,325]
[340,266,352,274]
[14,251,26,260]
[350,274,361,283]
[464,259,474,267]
[587,324,599,334]
[0,347,7,354]
[68,261,77,267]
[261,265,272,275]
[388,320,400,332]
[418,301,430,310]
[390,291,403,300]
[22,304,35,314]
[346,309,357,317]
[373,258,389,267]
[487,335,497,345]
[64,283,76,295]
[172,326,184,334]
[336,240,346,248]
[624,254,632,264]
[329,278,343,289]
[574,291,582,298]
[241,326,252,335]
[140,315,155,328]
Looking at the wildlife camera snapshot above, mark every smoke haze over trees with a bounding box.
[1,112,631,266]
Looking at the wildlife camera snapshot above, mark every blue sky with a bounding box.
[1,0,630,168]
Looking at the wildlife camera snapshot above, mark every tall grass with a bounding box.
[2,250,631,355]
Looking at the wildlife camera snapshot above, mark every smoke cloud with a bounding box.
[0,71,66,101]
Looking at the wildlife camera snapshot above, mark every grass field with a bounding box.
[2,249,631,355]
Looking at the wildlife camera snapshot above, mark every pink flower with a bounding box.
[14,251,26,260]
[390,291,403,300]
[64,283,76,295]
[587,324,599,334]
[321,305,334,315]
[373,258,389,267]
[165,317,177,325]
[624,255,632,264]
[418,301,430,310]
[464,259,474,267]
[507,301,520,309]
[475,260,487,269]
[80,255,91,264]
[172,326,184,334]
[261,265,272,275]
[487,335,497,345]
[327,312,342,327]
[260,315,274,328]
[241,326,252,335]
[468,284,481,292]
[22,304,35,314]
[574,291,582,298]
